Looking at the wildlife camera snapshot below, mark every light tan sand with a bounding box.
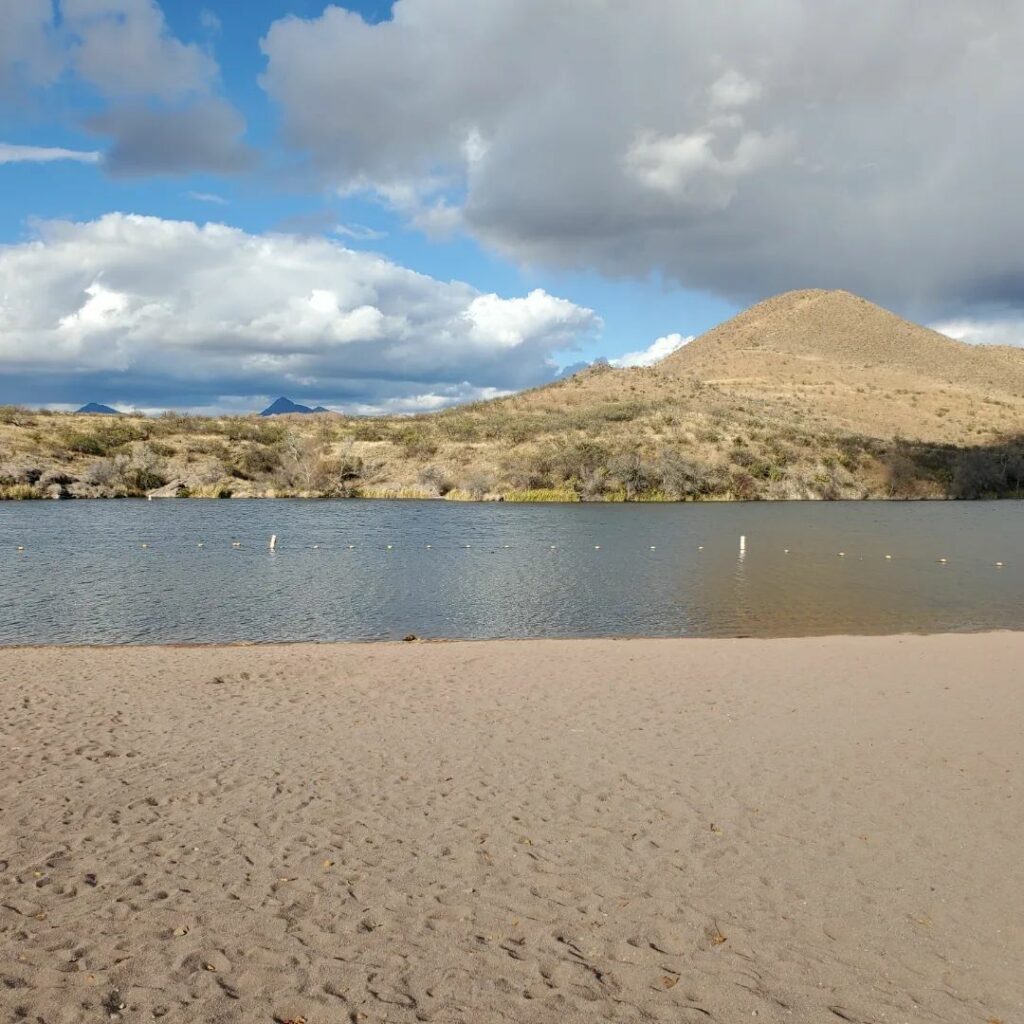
[1,635,1021,1024]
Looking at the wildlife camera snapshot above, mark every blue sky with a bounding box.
[1,1,1021,411]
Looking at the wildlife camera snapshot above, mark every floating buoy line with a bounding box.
[10,536,1008,569]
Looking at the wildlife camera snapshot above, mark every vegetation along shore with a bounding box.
[3,290,1024,502]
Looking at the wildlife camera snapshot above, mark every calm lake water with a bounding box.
[0,500,1021,644]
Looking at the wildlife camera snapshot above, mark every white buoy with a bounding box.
[426,544,432,549]
[550,545,557,550]
[348,544,354,549]
[386,544,393,550]
[269,534,277,551]
[141,543,148,549]
[594,545,601,550]
[939,557,948,564]
[197,542,204,548]
[16,545,24,552]
[651,545,657,550]
[784,548,790,554]
[996,561,1004,567]
[838,551,845,557]
[885,554,892,560]
[697,545,703,551]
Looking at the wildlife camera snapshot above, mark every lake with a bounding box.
[0,499,1021,644]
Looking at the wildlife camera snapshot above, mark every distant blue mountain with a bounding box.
[77,403,121,414]
[260,397,330,416]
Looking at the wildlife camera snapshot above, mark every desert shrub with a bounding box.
[39,469,75,488]
[578,467,611,501]
[883,453,920,498]
[744,455,783,482]
[84,457,125,488]
[153,411,207,436]
[186,439,232,461]
[337,450,364,482]
[63,432,109,456]
[951,447,1024,498]
[553,440,610,484]
[659,451,706,499]
[499,451,550,491]
[593,401,647,423]
[729,446,756,468]
[394,425,438,459]
[0,406,33,426]
[273,431,325,490]
[62,421,147,456]
[479,414,534,445]
[419,465,453,496]
[609,450,657,500]
[350,420,389,442]
[121,465,167,493]
[220,419,285,445]
[730,471,759,500]
[461,468,495,500]
[82,445,166,495]
[0,463,43,485]
[235,444,281,478]
[436,416,481,442]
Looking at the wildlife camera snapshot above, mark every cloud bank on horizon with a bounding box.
[611,334,694,370]
[0,214,599,412]
[2,0,1024,411]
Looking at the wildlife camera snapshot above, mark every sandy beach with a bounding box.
[1,634,1021,1024]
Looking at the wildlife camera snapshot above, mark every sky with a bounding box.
[1,1,1022,414]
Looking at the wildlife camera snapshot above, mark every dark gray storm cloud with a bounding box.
[1,0,251,178]
[261,0,1024,320]
[89,99,256,176]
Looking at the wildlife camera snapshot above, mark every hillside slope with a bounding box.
[663,289,1024,393]
[2,290,1023,501]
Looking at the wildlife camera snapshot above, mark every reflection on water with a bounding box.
[1,499,1021,643]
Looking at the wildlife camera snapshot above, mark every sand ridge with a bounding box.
[1,635,1022,1023]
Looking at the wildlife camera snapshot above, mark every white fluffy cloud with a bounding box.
[0,214,599,410]
[611,333,693,369]
[261,1,1024,317]
[0,143,100,164]
[932,319,1024,348]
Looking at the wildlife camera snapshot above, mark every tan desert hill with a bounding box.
[499,288,1024,447]
[661,288,1024,396]
[2,289,1024,501]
